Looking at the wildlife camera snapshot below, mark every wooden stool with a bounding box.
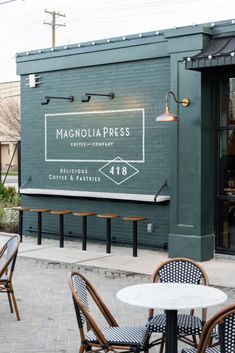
[97,213,119,253]
[123,216,146,257]
[30,208,50,245]
[50,210,72,247]
[11,206,30,242]
[73,212,96,251]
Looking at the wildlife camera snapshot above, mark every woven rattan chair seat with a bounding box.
[148,313,203,335]
[86,325,149,346]
[182,347,220,353]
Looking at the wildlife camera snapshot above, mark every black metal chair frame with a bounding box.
[0,234,20,320]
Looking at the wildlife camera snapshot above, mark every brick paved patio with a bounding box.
[1,256,235,353]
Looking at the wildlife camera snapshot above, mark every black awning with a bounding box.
[185,35,235,70]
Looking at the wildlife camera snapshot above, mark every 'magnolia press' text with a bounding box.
[56,127,130,139]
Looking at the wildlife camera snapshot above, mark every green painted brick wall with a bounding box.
[20,57,171,248]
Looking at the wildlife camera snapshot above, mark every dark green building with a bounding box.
[16,19,235,261]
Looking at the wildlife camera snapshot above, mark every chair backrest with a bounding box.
[149,258,209,320]
[68,271,118,344]
[0,235,20,279]
[152,257,209,285]
[196,304,235,353]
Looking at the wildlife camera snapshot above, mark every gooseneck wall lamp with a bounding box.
[156,90,191,122]
[81,92,115,103]
[41,96,74,105]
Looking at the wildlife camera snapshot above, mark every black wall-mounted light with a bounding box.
[41,95,74,105]
[81,92,115,103]
[156,90,191,122]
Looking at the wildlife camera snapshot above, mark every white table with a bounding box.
[117,283,227,353]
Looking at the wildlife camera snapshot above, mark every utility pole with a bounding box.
[44,9,66,48]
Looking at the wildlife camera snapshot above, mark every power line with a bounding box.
[0,0,16,4]
[0,94,20,102]
[44,9,66,47]
[0,0,24,4]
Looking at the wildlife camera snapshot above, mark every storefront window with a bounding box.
[218,78,235,194]
[220,78,235,126]
[217,77,235,253]
[219,130,235,194]
[217,200,235,251]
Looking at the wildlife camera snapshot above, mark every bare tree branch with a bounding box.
[0,98,20,141]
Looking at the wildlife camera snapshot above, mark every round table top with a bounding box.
[116,283,227,310]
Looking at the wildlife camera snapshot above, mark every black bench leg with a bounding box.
[19,210,23,243]
[133,221,138,257]
[37,212,42,245]
[59,214,64,248]
[82,216,87,251]
[106,218,111,254]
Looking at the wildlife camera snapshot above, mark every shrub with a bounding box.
[0,184,20,206]
[0,184,20,232]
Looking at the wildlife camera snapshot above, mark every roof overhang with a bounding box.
[185,34,235,71]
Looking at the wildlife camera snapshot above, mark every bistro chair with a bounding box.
[181,303,235,353]
[0,234,20,320]
[68,271,150,353]
[148,257,209,351]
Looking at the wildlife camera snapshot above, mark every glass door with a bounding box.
[216,76,235,253]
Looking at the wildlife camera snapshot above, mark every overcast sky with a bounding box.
[1,0,235,82]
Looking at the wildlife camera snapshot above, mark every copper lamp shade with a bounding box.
[156,105,179,122]
[156,91,190,122]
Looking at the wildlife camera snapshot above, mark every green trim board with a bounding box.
[168,233,215,261]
